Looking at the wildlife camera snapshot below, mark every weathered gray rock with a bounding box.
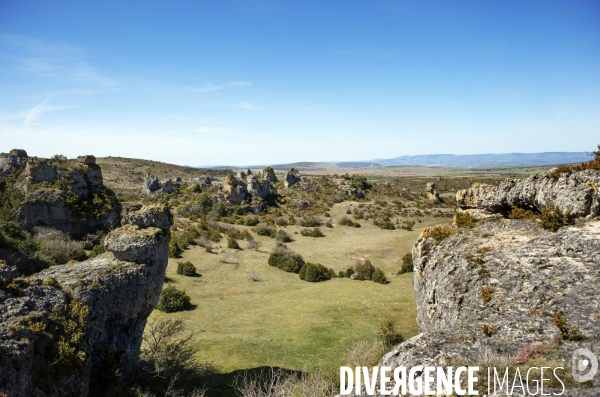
[345,189,364,199]
[369,219,600,396]
[223,177,248,205]
[121,204,173,230]
[0,206,173,396]
[246,174,271,199]
[189,175,211,188]
[262,167,277,183]
[24,158,58,183]
[457,170,600,219]
[78,155,96,165]
[426,182,441,202]
[143,174,160,194]
[160,179,173,194]
[237,169,252,179]
[0,149,28,176]
[284,168,301,188]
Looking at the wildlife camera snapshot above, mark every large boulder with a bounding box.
[121,204,173,230]
[262,167,277,183]
[222,176,248,205]
[189,175,211,188]
[426,182,441,202]
[24,158,58,183]
[0,149,28,176]
[284,168,301,188]
[246,174,271,199]
[374,219,600,396]
[143,174,160,194]
[0,207,173,396]
[456,169,600,219]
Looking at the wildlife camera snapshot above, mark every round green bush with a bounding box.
[371,269,389,284]
[176,261,197,276]
[355,260,375,280]
[268,252,305,273]
[227,237,240,249]
[156,285,191,313]
[299,262,335,282]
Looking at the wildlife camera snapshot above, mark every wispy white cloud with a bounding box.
[239,101,259,110]
[187,81,251,93]
[225,81,251,87]
[23,97,75,127]
[0,34,118,88]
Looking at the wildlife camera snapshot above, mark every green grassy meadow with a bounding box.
[150,202,451,373]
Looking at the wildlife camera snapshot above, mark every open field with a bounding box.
[152,202,451,372]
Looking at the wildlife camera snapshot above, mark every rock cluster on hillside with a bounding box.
[457,169,600,218]
[347,169,600,396]
[0,150,120,235]
[0,205,173,396]
[284,168,302,188]
[219,167,277,206]
[426,182,441,202]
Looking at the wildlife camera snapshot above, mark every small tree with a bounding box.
[377,320,404,348]
[299,262,334,282]
[177,261,198,276]
[227,237,241,249]
[398,253,413,275]
[157,285,192,313]
[355,260,375,280]
[371,269,389,284]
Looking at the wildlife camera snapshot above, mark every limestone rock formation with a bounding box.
[457,169,600,218]
[246,174,271,199]
[0,149,28,176]
[144,174,160,194]
[373,218,600,396]
[14,155,119,234]
[0,206,173,396]
[237,169,252,179]
[161,179,174,194]
[121,203,173,230]
[284,168,301,188]
[426,182,441,202]
[222,175,248,205]
[78,155,96,165]
[262,167,277,183]
[345,189,364,199]
[189,175,212,188]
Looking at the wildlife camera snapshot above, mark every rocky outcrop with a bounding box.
[237,169,252,179]
[457,169,600,219]
[0,206,173,397]
[143,174,160,194]
[246,174,271,200]
[371,218,600,396]
[189,175,211,188]
[262,167,277,183]
[121,204,173,230]
[13,155,119,235]
[284,168,301,188]
[222,176,248,205]
[0,149,28,176]
[345,189,364,199]
[426,182,441,202]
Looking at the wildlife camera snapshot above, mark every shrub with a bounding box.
[540,205,570,232]
[89,236,106,258]
[481,285,492,303]
[351,175,370,190]
[338,270,346,278]
[43,276,61,289]
[268,246,305,273]
[345,268,355,278]
[508,206,538,220]
[244,216,260,226]
[299,217,322,227]
[398,253,413,275]
[482,324,498,337]
[377,320,404,348]
[454,212,475,228]
[553,313,582,341]
[338,216,353,226]
[227,237,240,249]
[371,269,389,284]
[400,220,415,231]
[345,339,387,367]
[573,144,600,171]
[275,229,292,242]
[547,165,573,180]
[423,225,454,242]
[373,220,395,230]
[300,227,324,237]
[177,261,197,276]
[156,285,192,313]
[247,239,261,251]
[36,229,85,266]
[253,225,276,237]
[298,262,334,282]
[355,260,375,280]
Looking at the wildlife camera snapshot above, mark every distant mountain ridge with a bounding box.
[370,152,590,168]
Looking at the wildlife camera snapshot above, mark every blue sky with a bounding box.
[0,1,599,166]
